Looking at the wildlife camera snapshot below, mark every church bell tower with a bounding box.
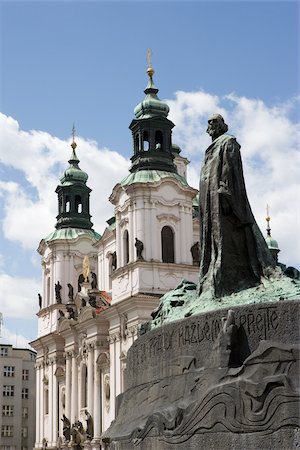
[129,51,176,174]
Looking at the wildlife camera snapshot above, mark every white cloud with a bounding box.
[0,325,35,350]
[167,91,300,268]
[0,113,130,250]
[0,273,41,319]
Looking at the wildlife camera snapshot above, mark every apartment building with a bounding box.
[0,344,36,450]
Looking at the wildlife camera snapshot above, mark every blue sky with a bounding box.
[0,1,299,347]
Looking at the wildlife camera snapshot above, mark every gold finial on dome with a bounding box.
[71,124,77,150]
[147,48,155,78]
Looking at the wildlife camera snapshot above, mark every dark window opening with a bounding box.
[155,130,163,150]
[143,131,149,151]
[134,135,140,154]
[75,195,82,213]
[161,226,175,263]
[124,230,129,264]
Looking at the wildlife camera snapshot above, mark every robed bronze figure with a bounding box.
[198,114,275,298]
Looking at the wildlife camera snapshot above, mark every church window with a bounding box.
[123,230,129,264]
[65,196,70,212]
[155,130,163,150]
[161,226,175,263]
[143,131,149,151]
[134,134,140,154]
[59,197,63,213]
[75,194,82,213]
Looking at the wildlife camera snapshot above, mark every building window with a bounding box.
[2,405,14,417]
[75,194,82,213]
[3,386,14,397]
[4,366,15,377]
[22,369,29,381]
[161,226,175,263]
[22,388,29,399]
[22,407,28,418]
[0,347,8,356]
[123,230,129,264]
[21,427,28,438]
[142,130,149,151]
[1,425,13,437]
[155,130,163,150]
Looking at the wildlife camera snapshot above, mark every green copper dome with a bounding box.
[60,145,88,185]
[134,77,170,119]
[265,235,279,251]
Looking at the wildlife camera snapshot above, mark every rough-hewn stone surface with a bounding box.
[103,300,300,449]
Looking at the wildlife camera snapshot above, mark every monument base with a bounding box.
[103,300,300,449]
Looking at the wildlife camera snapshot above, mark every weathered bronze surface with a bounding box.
[198,115,275,298]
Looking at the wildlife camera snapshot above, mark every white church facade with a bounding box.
[31,65,200,449]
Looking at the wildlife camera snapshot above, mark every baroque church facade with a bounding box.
[31,65,200,449]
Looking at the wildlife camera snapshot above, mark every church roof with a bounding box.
[45,228,101,242]
[120,169,190,187]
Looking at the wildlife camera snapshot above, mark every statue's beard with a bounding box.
[207,124,222,139]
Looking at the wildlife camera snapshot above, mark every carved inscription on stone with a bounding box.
[129,305,280,369]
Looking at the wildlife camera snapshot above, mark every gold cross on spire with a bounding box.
[71,124,77,150]
[147,48,152,68]
[146,48,155,78]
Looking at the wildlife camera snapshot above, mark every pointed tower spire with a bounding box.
[55,127,93,230]
[128,51,177,174]
[265,205,280,264]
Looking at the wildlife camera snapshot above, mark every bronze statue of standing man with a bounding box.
[198,114,275,298]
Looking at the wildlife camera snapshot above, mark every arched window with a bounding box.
[81,365,88,408]
[123,230,129,264]
[134,134,140,154]
[65,196,70,213]
[161,226,175,263]
[75,195,82,213]
[155,130,163,150]
[143,131,149,151]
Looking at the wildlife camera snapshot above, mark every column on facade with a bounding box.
[35,363,41,447]
[50,256,54,305]
[87,344,94,414]
[129,203,134,262]
[48,362,54,443]
[40,365,45,443]
[150,200,158,260]
[65,352,71,422]
[52,361,58,445]
[116,212,122,269]
[109,335,116,419]
[93,344,101,442]
[179,203,186,264]
[71,351,78,424]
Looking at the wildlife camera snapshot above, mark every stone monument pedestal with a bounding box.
[103,299,300,449]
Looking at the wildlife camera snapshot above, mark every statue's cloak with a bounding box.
[198,134,275,298]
